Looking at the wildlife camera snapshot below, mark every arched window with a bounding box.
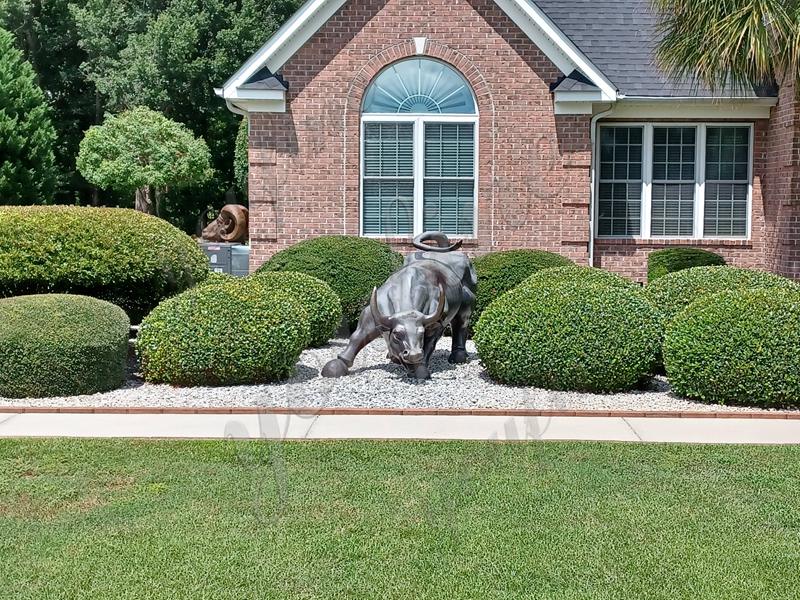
[361,58,477,236]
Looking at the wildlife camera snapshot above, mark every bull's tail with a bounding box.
[412,231,463,253]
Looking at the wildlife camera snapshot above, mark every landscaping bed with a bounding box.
[0,336,794,414]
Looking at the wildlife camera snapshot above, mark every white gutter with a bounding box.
[619,95,777,104]
[225,100,247,117]
[588,104,614,268]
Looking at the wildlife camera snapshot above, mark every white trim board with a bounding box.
[219,0,618,106]
[602,98,776,120]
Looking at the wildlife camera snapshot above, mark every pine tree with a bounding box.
[0,27,58,203]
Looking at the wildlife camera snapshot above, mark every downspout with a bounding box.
[588,104,614,267]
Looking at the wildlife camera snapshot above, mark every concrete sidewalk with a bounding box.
[1,411,800,444]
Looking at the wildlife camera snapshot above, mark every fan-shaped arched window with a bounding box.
[363,58,476,114]
[361,58,477,237]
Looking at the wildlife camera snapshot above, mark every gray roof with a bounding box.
[534,0,772,98]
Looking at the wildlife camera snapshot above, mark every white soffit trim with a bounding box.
[607,97,777,120]
[554,89,605,114]
[221,0,618,102]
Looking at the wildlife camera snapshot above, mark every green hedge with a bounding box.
[0,294,129,398]
[0,206,209,323]
[196,271,236,287]
[643,266,799,324]
[472,250,572,324]
[474,281,662,392]
[256,236,403,327]
[520,265,637,291]
[248,271,342,347]
[664,289,800,407]
[137,279,310,386]
[647,248,726,282]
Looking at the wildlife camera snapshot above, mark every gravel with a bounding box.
[0,337,792,413]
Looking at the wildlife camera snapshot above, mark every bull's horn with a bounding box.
[412,231,463,253]
[219,204,249,242]
[370,288,394,330]
[422,287,446,326]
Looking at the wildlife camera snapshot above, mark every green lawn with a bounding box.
[1,439,799,599]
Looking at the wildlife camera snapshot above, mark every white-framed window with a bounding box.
[361,58,478,237]
[596,123,753,239]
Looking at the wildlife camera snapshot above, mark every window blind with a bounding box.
[362,122,414,235]
[422,123,475,235]
[651,127,696,237]
[704,127,749,237]
[598,127,642,236]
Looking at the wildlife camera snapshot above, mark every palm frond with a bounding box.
[653,0,798,94]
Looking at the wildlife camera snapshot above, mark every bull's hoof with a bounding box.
[448,349,468,364]
[322,358,350,378]
[410,364,431,380]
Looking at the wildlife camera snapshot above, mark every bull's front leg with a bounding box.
[321,306,381,378]
[410,324,444,380]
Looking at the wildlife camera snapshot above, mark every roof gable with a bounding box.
[219,0,618,102]
[217,0,777,115]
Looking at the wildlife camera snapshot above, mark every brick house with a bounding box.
[216,0,799,281]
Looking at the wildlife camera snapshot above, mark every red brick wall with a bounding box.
[763,74,800,280]
[248,0,592,269]
[247,0,796,282]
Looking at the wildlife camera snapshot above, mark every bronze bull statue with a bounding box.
[322,232,477,380]
[201,204,249,243]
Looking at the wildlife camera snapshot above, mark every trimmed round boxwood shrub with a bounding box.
[472,250,572,324]
[647,248,726,282]
[643,266,799,324]
[0,206,209,323]
[664,289,800,407]
[196,271,236,287]
[474,281,662,392]
[256,236,403,327]
[0,294,129,398]
[248,271,342,347]
[520,265,637,291]
[137,279,310,386]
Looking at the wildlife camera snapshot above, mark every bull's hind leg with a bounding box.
[448,301,473,365]
[321,306,380,378]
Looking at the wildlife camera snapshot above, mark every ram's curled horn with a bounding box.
[421,287,446,326]
[412,231,463,253]
[218,204,249,242]
[370,287,394,330]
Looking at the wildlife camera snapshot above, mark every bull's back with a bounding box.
[382,260,462,314]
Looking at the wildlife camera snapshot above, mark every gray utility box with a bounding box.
[199,242,250,277]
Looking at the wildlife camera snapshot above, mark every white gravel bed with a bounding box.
[0,337,792,413]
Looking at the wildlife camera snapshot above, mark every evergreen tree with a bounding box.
[0,27,57,203]
[1,0,99,203]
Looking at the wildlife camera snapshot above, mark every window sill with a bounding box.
[595,238,752,248]
[364,236,479,247]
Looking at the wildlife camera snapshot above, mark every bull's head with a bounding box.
[370,287,445,367]
[201,204,249,243]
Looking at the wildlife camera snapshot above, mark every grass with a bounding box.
[1,439,800,599]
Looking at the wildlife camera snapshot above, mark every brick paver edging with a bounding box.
[0,407,797,419]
